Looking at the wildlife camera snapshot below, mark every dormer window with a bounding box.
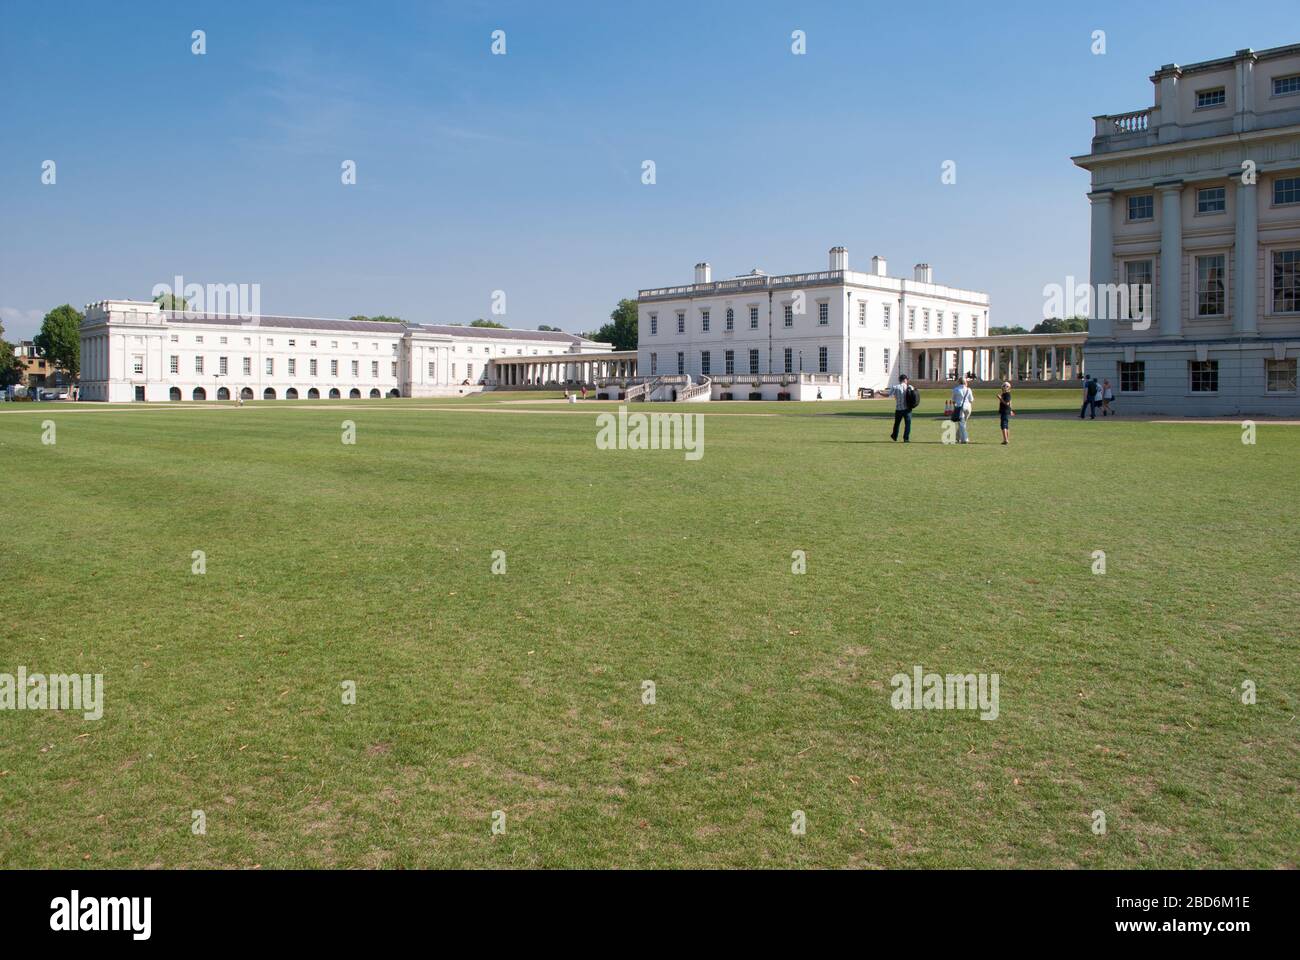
[1195,87,1226,109]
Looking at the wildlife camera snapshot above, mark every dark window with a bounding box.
[1274,177,1300,206]
[1190,360,1218,393]
[1127,195,1154,221]
[1118,361,1145,393]
[1274,250,1300,313]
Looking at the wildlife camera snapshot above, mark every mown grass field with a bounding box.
[0,390,1296,868]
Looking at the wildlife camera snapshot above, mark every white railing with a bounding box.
[1096,109,1151,138]
[625,377,661,401]
[677,376,711,401]
[639,271,847,299]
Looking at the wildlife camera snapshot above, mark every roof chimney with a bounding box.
[871,255,888,277]
[913,263,933,284]
[694,262,712,284]
[829,246,848,272]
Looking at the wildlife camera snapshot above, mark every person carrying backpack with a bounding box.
[880,375,918,443]
[1080,375,1098,420]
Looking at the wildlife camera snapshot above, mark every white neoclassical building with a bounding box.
[1074,43,1300,415]
[78,300,615,402]
[636,248,991,400]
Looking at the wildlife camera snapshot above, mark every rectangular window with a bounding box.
[701,309,710,332]
[937,311,944,334]
[649,314,657,336]
[219,337,227,345]
[971,315,978,336]
[749,306,759,329]
[1128,194,1154,221]
[783,348,792,374]
[373,360,379,377]
[195,356,204,374]
[352,360,359,376]
[701,350,711,375]
[309,359,317,376]
[133,356,144,375]
[650,353,657,375]
[195,336,204,344]
[1274,176,1300,206]
[287,339,295,347]
[676,312,685,334]
[818,346,828,373]
[857,346,865,374]
[858,302,867,326]
[287,358,295,375]
[677,351,685,375]
[1197,186,1226,214]
[883,348,891,372]
[219,356,228,375]
[1190,360,1219,392]
[724,350,734,375]
[331,359,338,376]
[923,309,930,333]
[1196,254,1226,316]
[882,304,890,329]
[725,308,734,331]
[391,361,397,377]
[817,302,828,325]
[266,358,274,375]
[1266,358,1297,393]
[244,357,252,375]
[428,361,435,378]
[1119,361,1145,393]
[309,340,316,348]
[1275,74,1300,96]
[1274,249,1300,313]
[1195,87,1226,109]
[169,355,179,374]
[467,364,474,380]
[784,304,793,327]
[908,308,916,332]
[1125,259,1153,320]
[748,349,759,374]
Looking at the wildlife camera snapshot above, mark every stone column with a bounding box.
[1089,190,1115,338]
[1157,180,1184,338]
[1234,178,1258,335]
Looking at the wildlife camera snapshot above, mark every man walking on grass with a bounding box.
[880,374,916,442]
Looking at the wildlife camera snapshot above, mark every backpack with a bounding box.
[905,385,920,410]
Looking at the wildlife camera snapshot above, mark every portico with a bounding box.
[904,332,1090,384]
[489,350,638,387]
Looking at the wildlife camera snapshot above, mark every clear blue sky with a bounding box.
[1,0,1294,340]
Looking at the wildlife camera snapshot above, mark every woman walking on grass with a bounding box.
[998,381,1015,445]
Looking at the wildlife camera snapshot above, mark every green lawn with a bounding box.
[0,392,1296,868]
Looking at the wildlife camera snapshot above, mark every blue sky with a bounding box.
[1,0,1295,340]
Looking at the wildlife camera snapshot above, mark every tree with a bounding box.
[989,325,1030,337]
[470,318,506,328]
[1031,316,1088,334]
[0,317,21,387]
[537,324,562,332]
[584,298,637,350]
[34,304,83,382]
[154,293,189,311]
[349,315,404,324]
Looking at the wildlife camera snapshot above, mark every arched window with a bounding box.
[307,388,320,399]
[217,387,230,400]
[285,387,299,400]
[240,387,254,400]
[192,387,207,401]
[387,389,400,398]
[263,388,276,400]
[169,387,182,401]
[369,388,381,398]
[349,388,361,399]
[328,388,341,399]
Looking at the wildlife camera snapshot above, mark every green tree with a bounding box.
[0,316,21,387]
[585,298,637,350]
[153,293,189,311]
[989,325,1030,336]
[470,318,507,328]
[537,324,562,332]
[34,304,83,381]
[1031,316,1088,334]
[350,314,404,324]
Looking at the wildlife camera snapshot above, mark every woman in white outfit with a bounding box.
[951,375,974,444]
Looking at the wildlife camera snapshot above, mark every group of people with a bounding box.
[1079,375,1115,419]
[878,373,1015,445]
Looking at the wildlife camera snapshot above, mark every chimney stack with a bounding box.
[829,246,848,272]
[913,263,933,284]
[694,262,712,284]
[871,255,888,277]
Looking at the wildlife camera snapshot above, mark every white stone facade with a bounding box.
[1074,44,1300,415]
[637,249,990,399]
[78,300,610,402]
